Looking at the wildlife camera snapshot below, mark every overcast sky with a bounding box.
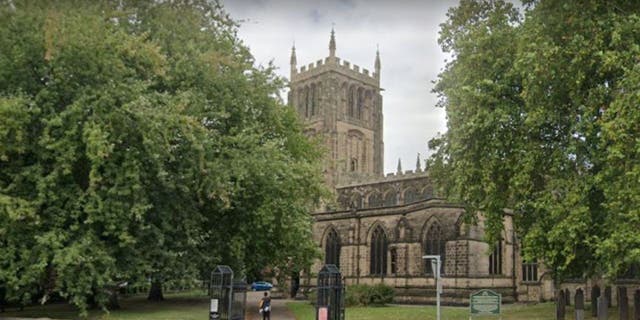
[222,0,459,173]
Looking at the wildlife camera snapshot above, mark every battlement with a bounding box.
[336,168,429,189]
[292,56,379,85]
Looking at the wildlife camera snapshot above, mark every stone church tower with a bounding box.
[288,29,384,188]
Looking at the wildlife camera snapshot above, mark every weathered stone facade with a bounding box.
[288,30,562,304]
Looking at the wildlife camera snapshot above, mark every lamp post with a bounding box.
[423,255,442,320]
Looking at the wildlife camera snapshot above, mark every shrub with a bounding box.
[344,283,394,307]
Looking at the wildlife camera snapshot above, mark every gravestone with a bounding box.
[565,288,571,306]
[556,289,566,320]
[606,286,613,307]
[575,288,585,320]
[592,286,601,317]
[598,296,609,320]
[634,290,640,320]
[618,286,628,320]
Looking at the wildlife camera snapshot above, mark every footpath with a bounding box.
[245,291,296,320]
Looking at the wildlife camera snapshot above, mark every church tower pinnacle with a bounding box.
[290,43,297,77]
[329,28,336,57]
[374,46,381,79]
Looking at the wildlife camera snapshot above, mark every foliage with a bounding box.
[429,0,640,280]
[344,284,395,307]
[0,0,325,315]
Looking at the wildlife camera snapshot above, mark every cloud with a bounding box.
[222,0,458,173]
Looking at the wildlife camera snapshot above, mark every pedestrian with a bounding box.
[259,291,271,320]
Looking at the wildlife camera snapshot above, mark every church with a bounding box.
[285,30,558,304]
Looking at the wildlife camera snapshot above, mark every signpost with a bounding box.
[469,289,501,319]
[422,255,442,320]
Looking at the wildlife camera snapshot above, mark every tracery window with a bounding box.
[489,240,503,275]
[325,228,341,268]
[424,223,446,275]
[370,225,388,275]
[383,192,397,206]
[348,86,355,117]
[404,188,418,204]
[368,193,382,208]
[356,87,364,119]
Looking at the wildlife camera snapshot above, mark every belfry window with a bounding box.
[350,158,358,172]
[348,86,355,117]
[424,223,446,275]
[489,240,503,275]
[370,225,388,275]
[325,228,341,268]
[356,88,364,119]
[311,84,317,116]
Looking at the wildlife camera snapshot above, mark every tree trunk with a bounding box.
[108,291,120,310]
[147,279,164,301]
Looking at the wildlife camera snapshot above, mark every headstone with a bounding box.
[606,286,613,307]
[593,286,601,317]
[634,290,640,320]
[598,296,609,320]
[566,288,571,306]
[556,289,566,320]
[575,288,585,320]
[619,286,629,320]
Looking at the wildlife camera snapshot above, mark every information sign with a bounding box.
[470,289,501,316]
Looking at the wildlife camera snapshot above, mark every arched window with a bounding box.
[357,87,364,119]
[311,84,317,116]
[489,240,502,275]
[325,228,341,268]
[304,87,310,117]
[384,192,397,207]
[424,223,446,275]
[350,158,358,172]
[368,193,382,208]
[422,186,434,200]
[370,225,388,275]
[348,86,355,117]
[404,188,418,204]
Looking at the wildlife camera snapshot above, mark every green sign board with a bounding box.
[470,289,501,316]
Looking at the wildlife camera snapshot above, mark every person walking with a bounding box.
[259,291,271,320]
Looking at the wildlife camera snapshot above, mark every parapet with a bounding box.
[337,169,429,189]
[291,55,379,86]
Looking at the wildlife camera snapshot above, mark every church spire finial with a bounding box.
[397,158,402,174]
[416,153,422,172]
[329,25,336,57]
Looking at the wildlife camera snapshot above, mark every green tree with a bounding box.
[430,0,640,281]
[0,0,325,314]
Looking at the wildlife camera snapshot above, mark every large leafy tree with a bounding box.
[0,0,324,314]
[430,0,640,281]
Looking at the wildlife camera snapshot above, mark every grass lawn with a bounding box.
[287,301,625,320]
[1,291,211,320]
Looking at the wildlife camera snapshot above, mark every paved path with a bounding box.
[245,291,296,320]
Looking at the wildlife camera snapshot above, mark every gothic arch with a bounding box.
[403,187,418,204]
[348,84,356,117]
[304,86,310,117]
[421,218,446,275]
[310,83,317,116]
[368,223,389,275]
[420,185,434,200]
[383,189,397,206]
[323,226,341,268]
[366,220,392,243]
[356,87,364,119]
[367,191,382,208]
[350,192,363,209]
